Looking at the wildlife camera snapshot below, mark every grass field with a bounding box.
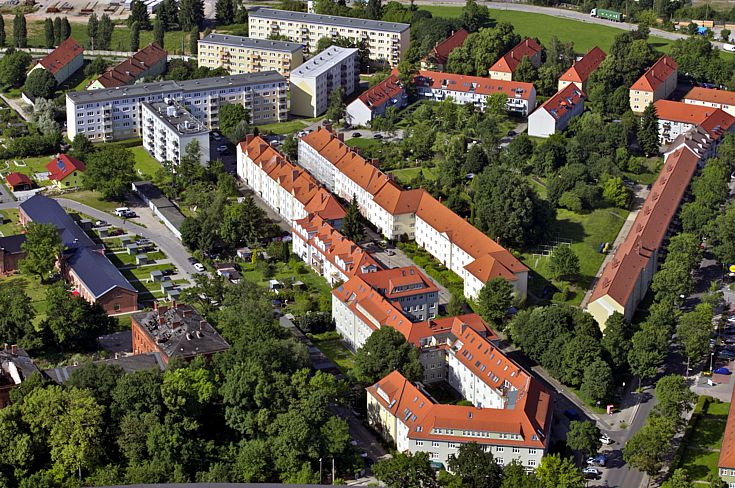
[420,6,675,54]
[309,330,355,373]
[2,274,51,324]
[680,400,731,480]
[388,166,437,186]
[0,208,19,236]
[129,146,162,180]
[63,190,123,214]
[345,137,382,151]
[0,155,55,187]
[257,119,309,135]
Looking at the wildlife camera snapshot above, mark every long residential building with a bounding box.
[488,38,542,81]
[654,99,735,144]
[298,127,528,300]
[89,43,168,90]
[528,84,586,138]
[66,71,288,142]
[719,386,735,487]
[197,34,305,77]
[28,37,84,85]
[557,46,606,93]
[414,70,536,117]
[420,28,469,71]
[247,7,410,66]
[290,46,360,117]
[141,99,210,165]
[683,86,735,118]
[629,55,678,113]
[359,266,439,322]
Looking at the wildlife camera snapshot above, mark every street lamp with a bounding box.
[711,352,715,372]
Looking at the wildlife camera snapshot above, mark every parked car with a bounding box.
[507,129,516,137]
[586,454,607,467]
[217,145,229,153]
[600,433,613,445]
[385,249,395,256]
[583,467,601,478]
[714,367,732,375]
[212,131,221,140]
[187,257,197,264]
[114,207,131,217]
[718,350,735,359]
[373,133,383,139]
[352,132,362,138]
[193,263,205,272]
[94,220,108,227]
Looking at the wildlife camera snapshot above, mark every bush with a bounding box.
[296,312,333,334]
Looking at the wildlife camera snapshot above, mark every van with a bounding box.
[114,207,130,216]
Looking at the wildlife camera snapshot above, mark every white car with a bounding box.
[600,433,613,445]
[193,263,205,272]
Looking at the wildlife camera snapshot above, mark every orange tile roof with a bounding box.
[589,147,700,306]
[631,55,678,92]
[360,265,438,300]
[332,274,410,335]
[719,385,735,469]
[684,86,735,107]
[654,100,735,140]
[427,28,469,66]
[94,43,167,88]
[414,70,535,100]
[558,47,606,84]
[37,37,83,75]
[537,83,585,120]
[372,184,424,215]
[489,38,542,74]
[356,74,405,109]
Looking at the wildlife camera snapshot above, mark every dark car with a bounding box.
[187,257,197,264]
[507,129,516,137]
[373,133,383,139]
[352,132,362,138]
[714,367,732,375]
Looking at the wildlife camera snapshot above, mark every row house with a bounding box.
[420,29,469,71]
[358,266,439,322]
[346,73,407,126]
[653,99,735,144]
[89,43,167,90]
[28,37,84,85]
[528,83,586,138]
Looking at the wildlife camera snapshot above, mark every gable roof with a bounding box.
[489,38,541,74]
[354,74,405,110]
[536,83,585,120]
[684,86,735,107]
[20,194,95,249]
[427,28,469,66]
[654,100,735,140]
[719,385,735,469]
[414,70,535,101]
[46,154,86,182]
[36,37,83,74]
[94,43,167,88]
[66,247,137,297]
[0,234,26,254]
[631,55,678,92]
[6,172,32,188]
[558,47,606,84]
[359,265,438,301]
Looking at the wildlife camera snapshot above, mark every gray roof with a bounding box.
[291,46,358,78]
[19,195,96,250]
[132,181,185,231]
[0,234,26,254]
[249,6,410,32]
[43,352,166,383]
[67,71,286,105]
[0,348,40,387]
[201,33,303,53]
[143,100,209,136]
[67,247,138,297]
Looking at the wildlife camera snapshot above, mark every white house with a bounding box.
[527,84,586,138]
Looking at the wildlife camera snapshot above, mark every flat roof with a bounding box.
[249,6,410,33]
[67,71,286,105]
[291,46,358,78]
[200,33,303,53]
[142,100,209,136]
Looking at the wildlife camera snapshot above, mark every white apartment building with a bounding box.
[654,100,735,145]
[248,7,409,66]
[528,84,586,138]
[684,86,735,118]
[141,100,210,166]
[198,34,305,77]
[66,71,288,143]
[290,46,359,117]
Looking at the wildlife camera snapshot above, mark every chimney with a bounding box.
[337,132,344,142]
[171,299,177,310]
[158,316,166,326]
[353,147,361,155]
[199,320,207,331]
[11,345,17,355]
[324,122,333,132]
[370,158,379,167]
[246,134,255,144]
[153,302,158,312]
[158,305,168,316]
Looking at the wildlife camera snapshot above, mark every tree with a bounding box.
[722,29,731,42]
[153,18,164,48]
[447,293,467,316]
[179,0,204,31]
[549,245,580,282]
[461,0,489,32]
[447,443,503,488]
[218,103,250,143]
[97,14,114,50]
[325,86,346,125]
[13,15,26,48]
[602,176,630,209]
[352,326,423,385]
[654,375,696,421]
[70,133,95,160]
[32,98,60,137]
[215,0,236,24]
[374,451,439,488]
[0,16,5,47]
[624,414,677,478]
[61,17,71,41]
[536,454,585,488]
[157,0,179,31]
[220,197,268,249]
[42,282,115,350]
[44,18,54,48]
[66,362,124,407]
[53,17,62,45]
[580,359,613,403]
[514,56,538,83]
[366,0,382,20]
[677,303,713,374]
[19,223,63,283]
[566,421,602,459]
[476,277,514,325]
[282,134,298,160]
[23,67,56,99]
[342,195,364,242]
[189,27,199,55]
[601,312,632,370]
[0,280,36,346]
[83,145,136,200]
[0,49,32,87]
[446,23,519,76]
[628,326,667,387]
[128,0,150,29]
[130,21,140,52]
[662,469,694,488]
[638,103,659,156]
[712,203,735,266]
[501,461,539,488]
[87,13,99,49]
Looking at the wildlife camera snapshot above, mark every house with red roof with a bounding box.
[488,38,542,81]
[28,37,84,85]
[420,28,469,71]
[89,43,167,90]
[654,100,735,144]
[683,86,735,118]
[528,84,586,138]
[46,154,86,188]
[629,55,678,113]
[345,74,407,126]
[5,173,32,192]
[558,46,606,93]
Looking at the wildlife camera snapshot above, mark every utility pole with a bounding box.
[332,457,335,484]
[319,457,323,484]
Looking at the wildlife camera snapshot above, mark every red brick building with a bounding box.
[0,235,26,274]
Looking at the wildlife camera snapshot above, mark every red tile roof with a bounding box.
[5,172,31,189]
[372,184,424,215]
[360,265,438,300]
[537,83,585,120]
[558,47,606,84]
[427,28,469,67]
[684,86,735,107]
[356,74,405,110]
[631,55,678,92]
[94,43,167,88]
[489,38,542,74]
[46,154,86,181]
[719,385,735,469]
[414,70,535,101]
[654,100,735,139]
[36,37,83,75]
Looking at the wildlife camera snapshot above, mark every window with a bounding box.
[416,441,424,446]
[512,448,520,453]
[432,441,440,447]
[527,460,537,467]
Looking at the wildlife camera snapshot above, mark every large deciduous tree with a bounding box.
[566,421,602,459]
[83,145,136,200]
[374,451,439,488]
[549,245,580,282]
[23,66,57,99]
[352,326,423,386]
[0,280,36,345]
[536,454,585,488]
[20,222,63,283]
[476,277,514,326]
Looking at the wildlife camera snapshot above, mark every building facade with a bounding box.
[141,100,210,165]
[719,385,735,488]
[89,43,167,90]
[346,74,406,126]
[684,86,735,118]
[248,7,409,66]
[488,38,542,81]
[66,71,288,142]
[359,266,439,322]
[629,55,678,113]
[420,29,469,71]
[46,154,86,189]
[28,37,84,85]
[198,34,305,76]
[289,46,359,117]
[0,235,25,275]
[528,84,586,138]
[654,100,735,144]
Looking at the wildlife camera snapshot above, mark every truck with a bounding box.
[590,8,624,22]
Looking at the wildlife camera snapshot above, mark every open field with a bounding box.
[388,166,437,186]
[2,274,51,324]
[63,190,123,214]
[0,154,56,187]
[309,330,355,373]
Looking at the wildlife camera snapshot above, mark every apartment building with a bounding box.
[719,386,735,488]
[360,266,439,322]
[654,100,735,144]
[528,84,586,138]
[89,43,167,90]
[420,28,468,71]
[142,100,210,165]
[248,7,410,66]
[237,134,346,228]
[557,46,606,93]
[197,34,305,76]
[66,71,288,142]
[629,55,678,113]
[292,213,381,286]
[346,73,407,126]
[28,37,84,85]
[684,86,735,117]
[488,38,542,81]
[289,46,359,117]
[414,70,536,117]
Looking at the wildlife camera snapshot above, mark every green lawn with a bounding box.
[388,167,437,186]
[420,6,675,54]
[520,207,629,304]
[0,154,56,187]
[129,146,163,180]
[0,208,19,236]
[63,190,124,214]
[680,400,730,480]
[310,330,355,374]
[257,119,308,135]
[1,274,51,324]
[345,137,381,151]
[623,157,662,186]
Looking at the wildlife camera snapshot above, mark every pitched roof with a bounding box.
[94,43,167,88]
[359,265,438,301]
[46,154,86,182]
[0,234,26,254]
[631,55,678,92]
[654,100,735,139]
[6,172,32,188]
[558,47,606,84]
[684,86,735,107]
[36,37,83,74]
[489,38,542,74]
[414,70,535,100]
[589,147,700,307]
[719,385,735,469]
[427,28,469,66]
[19,194,95,249]
[355,74,405,110]
[372,185,424,215]
[536,83,585,120]
[67,247,137,297]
